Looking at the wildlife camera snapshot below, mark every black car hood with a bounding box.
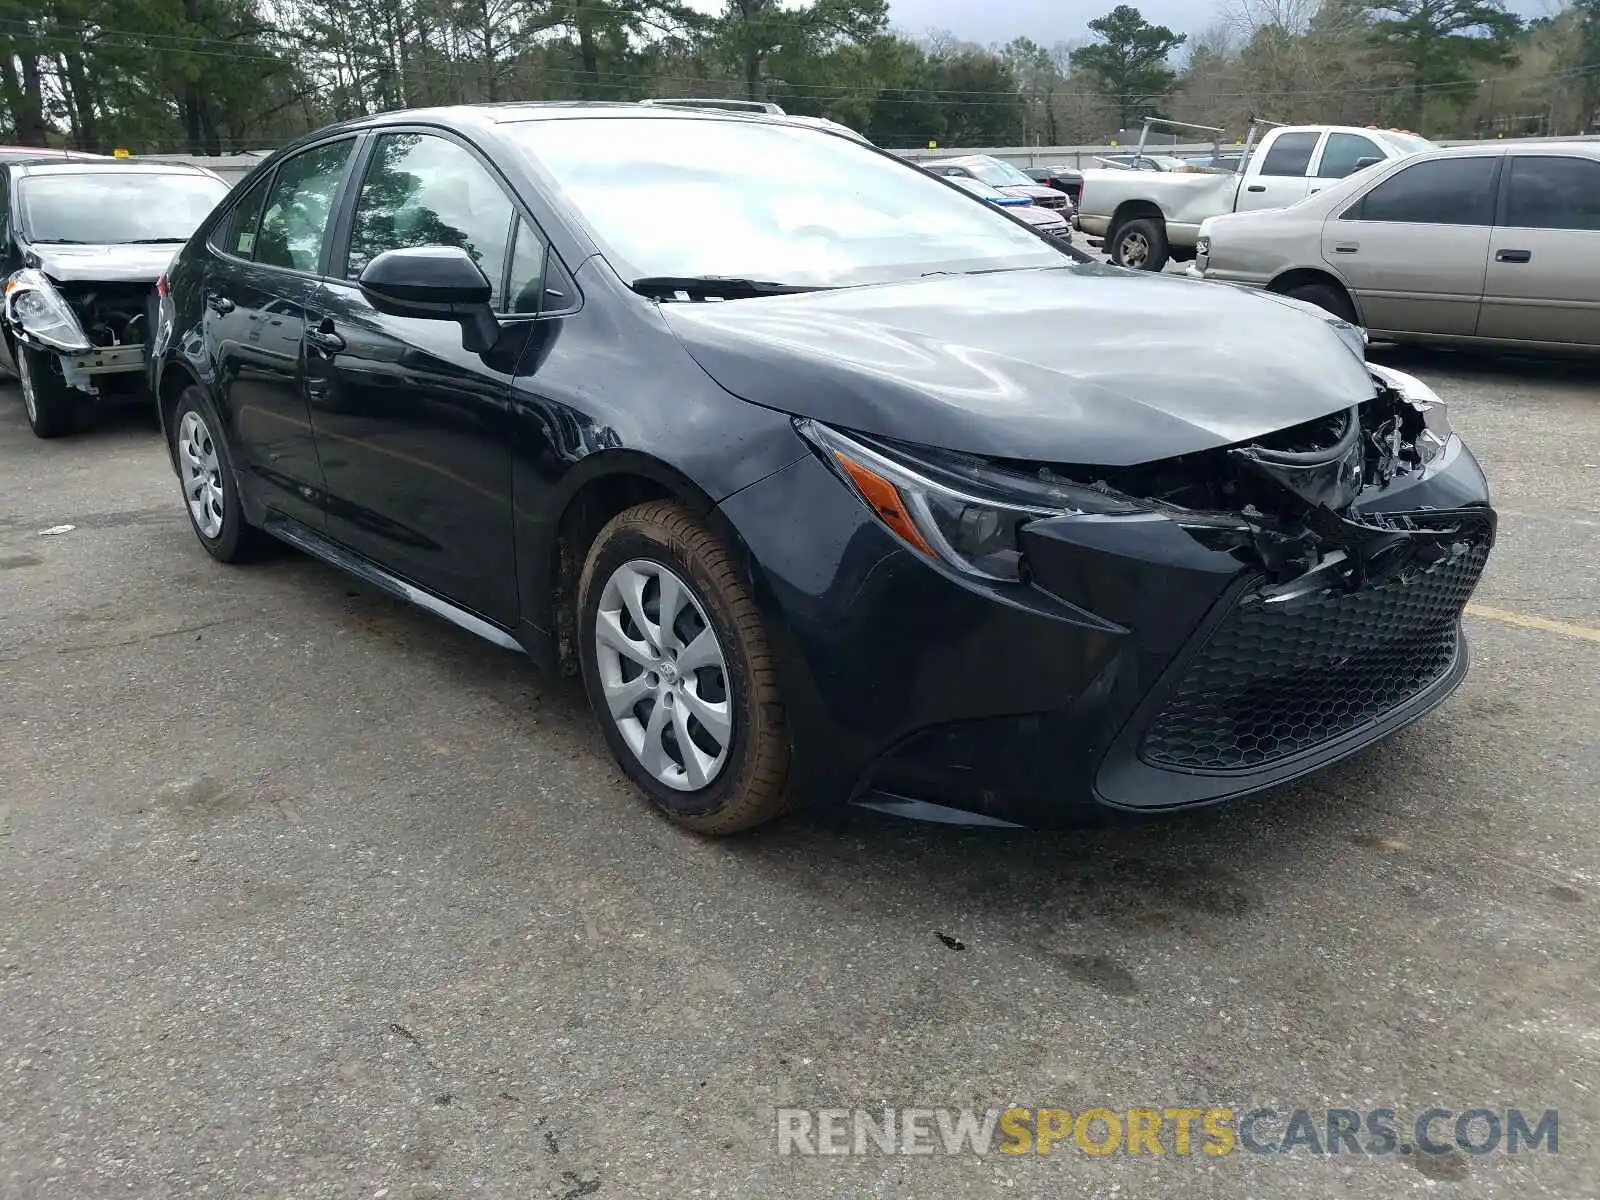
[661,266,1375,466]
[27,242,178,284]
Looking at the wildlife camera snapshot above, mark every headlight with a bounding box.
[1370,362,1453,464]
[3,269,90,353]
[798,420,1146,582]
[1371,363,1451,432]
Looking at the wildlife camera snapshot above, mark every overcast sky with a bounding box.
[882,0,1560,54]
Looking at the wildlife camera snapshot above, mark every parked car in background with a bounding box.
[1096,153,1189,171]
[153,102,1492,836]
[947,176,1074,241]
[922,155,1073,215]
[1186,152,1245,173]
[1193,141,1600,353]
[0,145,110,163]
[1,159,231,437]
[1076,124,1431,270]
[1024,166,1082,203]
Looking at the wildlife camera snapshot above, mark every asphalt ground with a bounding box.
[1,345,1597,1200]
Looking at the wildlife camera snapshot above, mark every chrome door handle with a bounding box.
[305,318,346,355]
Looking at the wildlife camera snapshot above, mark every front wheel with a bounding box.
[1110,217,1170,271]
[17,345,84,438]
[578,501,791,835]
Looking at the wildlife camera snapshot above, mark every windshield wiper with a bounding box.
[29,238,89,244]
[125,237,188,244]
[630,275,830,300]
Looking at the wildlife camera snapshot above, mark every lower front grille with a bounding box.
[1139,530,1491,772]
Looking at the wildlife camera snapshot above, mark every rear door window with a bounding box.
[255,139,356,273]
[1503,156,1600,231]
[219,172,271,259]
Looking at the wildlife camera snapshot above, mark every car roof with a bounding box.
[261,101,876,163]
[1393,139,1600,163]
[1267,125,1426,138]
[0,145,109,162]
[7,158,225,179]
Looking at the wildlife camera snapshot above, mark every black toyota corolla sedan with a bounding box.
[150,103,1495,834]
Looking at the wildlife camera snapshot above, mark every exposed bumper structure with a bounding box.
[4,267,154,394]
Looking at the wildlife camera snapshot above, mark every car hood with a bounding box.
[999,184,1067,205]
[1010,205,1066,227]
[661,266,1375,466]
[26,242,179,284]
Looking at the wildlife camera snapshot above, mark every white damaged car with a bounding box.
[2,158,230,437]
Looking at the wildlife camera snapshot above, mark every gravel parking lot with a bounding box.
[2,347,1597,1199]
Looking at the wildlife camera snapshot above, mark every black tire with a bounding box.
[17,344,85,438]
[578,500,791,835]
[1110,217,1169,271]
[170,385,273,563]
[1284,280,1359,325]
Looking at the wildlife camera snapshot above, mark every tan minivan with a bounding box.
[1191,141,1600,353]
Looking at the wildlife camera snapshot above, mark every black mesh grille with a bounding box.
[1140,531,1491,772]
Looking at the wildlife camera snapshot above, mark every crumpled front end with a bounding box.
[4,267,151,396]
[723,362,1495,826]
[1027,362,1496,811]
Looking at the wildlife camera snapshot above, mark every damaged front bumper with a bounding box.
[4,268,149,395]
[720,367,1496,827]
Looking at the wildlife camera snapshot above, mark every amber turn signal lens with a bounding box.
[832,450,935,557]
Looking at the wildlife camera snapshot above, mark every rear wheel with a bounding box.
[171,386,272,563]
[1110,217,1169,271]
[578,501,790,835]
[17,345,83,438]
[1283,279,1359,324]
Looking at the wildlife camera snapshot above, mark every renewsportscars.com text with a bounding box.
[775,1106,1559,1158]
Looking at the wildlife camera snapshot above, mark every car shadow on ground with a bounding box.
[734,752,1399,935]
[253,476,1443,962]
[1368,342,1598,387]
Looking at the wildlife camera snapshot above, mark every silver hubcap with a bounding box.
[177,410,225,539]
[17,350,37,422]
[1120,231,1149,268]
[594,559,732,792]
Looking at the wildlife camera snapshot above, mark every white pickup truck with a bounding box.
[1074,119,1433,271]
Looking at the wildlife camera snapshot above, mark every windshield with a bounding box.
[503,117,1064,287]
[18,172,231,244]
[968,158,1036,187]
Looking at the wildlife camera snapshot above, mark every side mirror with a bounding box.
[358,245,501,354]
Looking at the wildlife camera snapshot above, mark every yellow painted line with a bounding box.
[1465,604,1600,644]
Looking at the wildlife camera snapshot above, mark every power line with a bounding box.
[8,27,1598,107]
[2,15,1596,104]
